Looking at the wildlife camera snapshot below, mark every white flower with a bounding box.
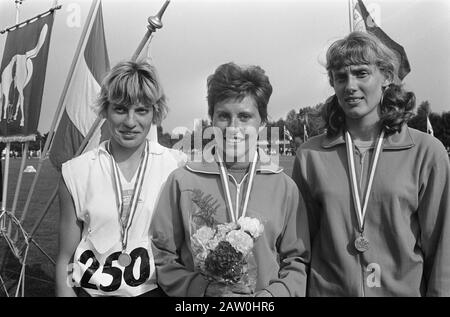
[225,229,254,256]
[215,223,238,240]
[192,226,215,248]
[237,217,264,239]
[206,236,221,250]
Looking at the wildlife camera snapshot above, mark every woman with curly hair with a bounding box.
[292,31,450,296]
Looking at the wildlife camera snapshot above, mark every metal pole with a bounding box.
[349,0,354,32]
[132,0,170,60]
[15,0,22,24]
[1,0,22,233]
[44,0,99,158]
[1,144,11,231]
[11,142,28,216]
[8,142,28,236]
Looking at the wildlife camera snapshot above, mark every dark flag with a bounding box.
[0,12,55,142]
[355,0,411,82]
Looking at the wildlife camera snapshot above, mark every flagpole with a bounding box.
[15,0,22,25]
[19,0,100,224]
[11,142,29,216]
[132,0,170,61]
[1,0,23,231]
[8,140,29,236]
[45,0,100,160]
[348,0,354,32]
[1,144,11,231]
[74,0,172,157]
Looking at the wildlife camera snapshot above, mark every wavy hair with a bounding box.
[95,60,168,124]
[322,32,415,136]
[207,62,273,123]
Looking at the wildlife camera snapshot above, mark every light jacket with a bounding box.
[151,152,311,297]
[293,126,450,296]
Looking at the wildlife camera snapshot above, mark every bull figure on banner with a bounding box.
[0,24,48,127]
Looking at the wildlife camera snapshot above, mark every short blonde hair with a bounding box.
[95,60,168,124]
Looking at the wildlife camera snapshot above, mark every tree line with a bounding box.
[157,100,450,154]
[2,100,449,157]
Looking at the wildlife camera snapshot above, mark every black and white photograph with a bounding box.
[0,0,449,301]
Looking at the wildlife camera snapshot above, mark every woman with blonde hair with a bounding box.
[56,60,185,297]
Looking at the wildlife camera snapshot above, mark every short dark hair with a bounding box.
[95,60,168,124]
[207,62,272,123]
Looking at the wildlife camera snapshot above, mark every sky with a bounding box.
[1,0,449,136]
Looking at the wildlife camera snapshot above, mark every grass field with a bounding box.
[0,155,296,297]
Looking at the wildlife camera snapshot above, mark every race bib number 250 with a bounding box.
[77,247,150,292]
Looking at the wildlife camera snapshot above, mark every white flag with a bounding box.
[427,116,434,136]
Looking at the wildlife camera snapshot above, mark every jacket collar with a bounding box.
[321,125,415,150]
[185,147,283,175]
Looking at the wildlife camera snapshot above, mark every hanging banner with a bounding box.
[0,12,55,142]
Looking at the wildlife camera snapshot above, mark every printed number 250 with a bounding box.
[79,247,150,292]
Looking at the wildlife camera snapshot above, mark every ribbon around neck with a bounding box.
[217,150,258,223]
[345,130,385,232]
[108,140,150,252]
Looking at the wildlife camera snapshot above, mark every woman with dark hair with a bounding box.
[56,60,185,297]
[151,62,310,297]
[292,31,450,296]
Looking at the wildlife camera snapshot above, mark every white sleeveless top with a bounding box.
[62,141,185,296]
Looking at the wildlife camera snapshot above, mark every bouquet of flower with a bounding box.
[189,189,264,295]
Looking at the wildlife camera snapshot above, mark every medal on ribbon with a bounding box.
[354,234,370,253]
[118,253,132,267]
[345,130,384,253]
[217,150,258,222]
[108,140,150,267]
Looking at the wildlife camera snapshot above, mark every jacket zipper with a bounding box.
[356,147,366,297]
[359,150,366,194]
[228,173,248,220]
[235,181,241,219]
[360,253,365,297]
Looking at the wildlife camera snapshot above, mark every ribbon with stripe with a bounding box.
[108,140,149,264]
[218,150,258,223]
[345,130,384,252]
